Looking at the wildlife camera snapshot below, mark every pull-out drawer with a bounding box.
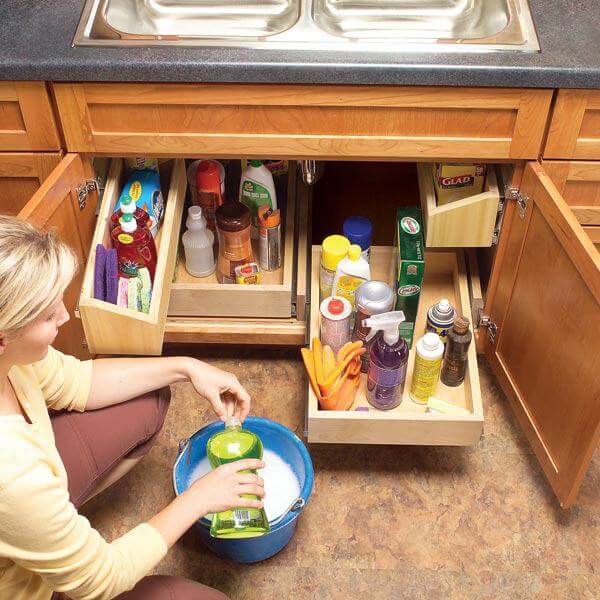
[306,246,483,445]
[418,163,500,247]
[79,159,309,354]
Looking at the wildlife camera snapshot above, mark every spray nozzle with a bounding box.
[362,310,405,345]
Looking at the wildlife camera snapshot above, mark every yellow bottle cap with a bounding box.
[347,244,361,261]
[322,235,350,271]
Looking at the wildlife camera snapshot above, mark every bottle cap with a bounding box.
[250,160,263,167]
[328,298,344,315]
[226,415,241,428]
[188,206,204,221]
[362,310,406,345]
[347,244,362,261]
[343,216,372,251]
[437,299,453,316]
[355,280,395,315]
[120,194,135,213]
[453,316,470,334]
[119,213,137,233]
[423,332,441,351]
[322,235,350,271]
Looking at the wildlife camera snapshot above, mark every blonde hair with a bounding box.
[0,215,78,335]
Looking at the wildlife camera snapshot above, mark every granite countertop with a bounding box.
[0,0,599,87]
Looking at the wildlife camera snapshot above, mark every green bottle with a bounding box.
[206,416,269,539]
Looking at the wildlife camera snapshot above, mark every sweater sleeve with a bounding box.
[0,461,168,600]
[30,346,94,412]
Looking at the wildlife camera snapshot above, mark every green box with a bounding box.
[394,206,425,348]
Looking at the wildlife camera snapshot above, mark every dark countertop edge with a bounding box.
[0,62,597,89]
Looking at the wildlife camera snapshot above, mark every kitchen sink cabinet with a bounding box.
[11,82,599,508]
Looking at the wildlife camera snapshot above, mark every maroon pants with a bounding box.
[50,388,229,600]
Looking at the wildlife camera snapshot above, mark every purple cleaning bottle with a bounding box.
[363,311,408,410]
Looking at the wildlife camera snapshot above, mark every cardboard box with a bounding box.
[433,163,486,205]
[394,207,425,348]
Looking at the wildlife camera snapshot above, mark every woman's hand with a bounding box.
[187,459,265,518]
[187,359,252,422]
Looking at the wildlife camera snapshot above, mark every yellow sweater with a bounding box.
[0,347,168,600]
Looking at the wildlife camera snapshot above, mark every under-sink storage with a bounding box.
[306,245,483,445]
[418,163,501,247]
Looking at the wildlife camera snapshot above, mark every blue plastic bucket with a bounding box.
[173,417,314,563]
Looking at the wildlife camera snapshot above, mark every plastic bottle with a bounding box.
[181,206,215,278]
[332,244,371,309]
[440,316,472,386]
[343,216,372,263]
[110,213,157,281]
[426,298,457,344]
[410,332,444,404]
[206,416,270,539]
[363,311,408,410]
[320,235,350,302]
[239,160,277,238]
[110,194,151,232]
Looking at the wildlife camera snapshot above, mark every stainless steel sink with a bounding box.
[74,0,540,52]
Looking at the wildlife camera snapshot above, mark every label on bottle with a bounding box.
[425,321,453,343]
[334,275,367,308]
[367,361,406,388]
[117,233,133,244]
[233,510,251,526]
[241,180,272,227]
[128,180,142,201]
[410,354,442,404]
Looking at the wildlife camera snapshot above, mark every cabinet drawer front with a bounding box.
[168,165,297,318]
[52,83,551,160]
[542,160,600,226]
[418,163,500,247]
[0,82,61,151]
[79,159,186,355]
[307,246,483,445]
[545,90,600,160]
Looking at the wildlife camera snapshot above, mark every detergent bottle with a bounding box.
[206,416,269,538]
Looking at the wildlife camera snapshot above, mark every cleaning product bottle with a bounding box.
[410,332,444,404]
[363,311,408,410]
[110,194,151,232]
[320,235,350,302]
[111,213,157,281]
[206,416,270,539]
[426,298,457,344]
[181,206,215,278]
[239,160,277,238]
[343,216,372,264]
[440,316,472,386]
[332,244,371,309]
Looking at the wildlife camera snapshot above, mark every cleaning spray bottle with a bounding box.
[362,311,408,410]
[239,160,277,238]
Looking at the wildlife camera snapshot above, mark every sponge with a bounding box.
[93,244,107,301]
[105,249,119,304]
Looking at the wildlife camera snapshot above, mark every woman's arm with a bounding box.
[87,356,251,421]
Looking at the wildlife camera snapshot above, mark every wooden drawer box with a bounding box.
[418,163,500,247]
[306,246,483,445]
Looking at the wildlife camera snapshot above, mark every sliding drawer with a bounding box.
[79,158,186,355]
[418,163,500,247]
[307,246,483,445]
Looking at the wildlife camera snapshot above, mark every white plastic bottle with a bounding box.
[182,206,215,277]
[332,244,371,309]
[239,160,278,238]
[409,332,444,404]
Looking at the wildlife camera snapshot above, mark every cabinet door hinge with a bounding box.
[75,178,100,210]
[505,185,529,220]
[478,313,498,344]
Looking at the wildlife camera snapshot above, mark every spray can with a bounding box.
[319,296,352,355]
[410,333,444,404]
[426,298,457,344]
[257,205,281,271]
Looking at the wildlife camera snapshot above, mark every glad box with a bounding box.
[433,163,486,205]
[394,207,425,348]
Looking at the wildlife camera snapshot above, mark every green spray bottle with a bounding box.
[206,416,269,538]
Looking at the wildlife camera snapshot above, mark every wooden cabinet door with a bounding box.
[17,154,97,359]
[483,161,600,508]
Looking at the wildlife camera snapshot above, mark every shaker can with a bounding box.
[258,205,281,271]
[320,296,352,356]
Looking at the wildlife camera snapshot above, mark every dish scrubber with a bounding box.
[117,278,128,307]
[105,249,119,304]
[138,267,152,314]
[426,396,471,416]
[128,277,141,312]
[93,244,107,301]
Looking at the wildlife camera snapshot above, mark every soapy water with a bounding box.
[187,448,301,523]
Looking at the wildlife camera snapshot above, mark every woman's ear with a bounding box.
[0,333,7,356]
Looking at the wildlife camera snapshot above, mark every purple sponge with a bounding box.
[93,244,107,301]
[105,249,119,305]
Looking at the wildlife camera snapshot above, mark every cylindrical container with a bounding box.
[343,216,372,264]
[426,298,457,344]
[319,296,352,355]
[410,333,444,404]
[196,160,226,233]
[187,159,226,204]
[352,281,395,373]
[215,202,253,284]
[182,206,215,278]
[110,213,158,281]
[258,205,281,271]
[320,235,350,302]
[441,316,472,386]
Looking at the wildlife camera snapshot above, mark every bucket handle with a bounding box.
[269,497,305,527]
